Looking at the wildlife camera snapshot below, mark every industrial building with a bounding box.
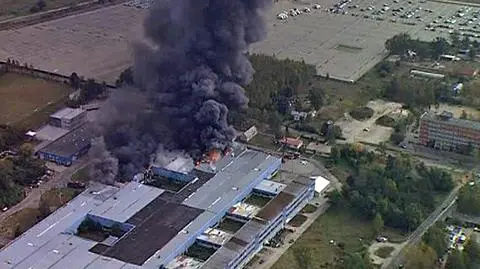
[419,111,480,151]
[37,123,92,166]
[0,145,325,269]
[49,107,87,130]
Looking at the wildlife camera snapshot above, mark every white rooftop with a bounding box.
[229,202,261,219]
[50,107,85,120]
[0,182,163,269]
[196,228,233,246]
[311,176,330,193]
[254,179,286,195]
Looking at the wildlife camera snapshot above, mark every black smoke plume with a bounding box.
[92,0,272,180]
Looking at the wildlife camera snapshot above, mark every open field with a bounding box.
[0,4,146,83]
[0,0,84,19]
[271,209,376,269]
[251,0,480,82]
[0,73,69,126]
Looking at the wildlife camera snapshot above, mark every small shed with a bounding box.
[239,126,258,142]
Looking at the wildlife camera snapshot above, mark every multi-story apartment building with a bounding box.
[419,111,480,151]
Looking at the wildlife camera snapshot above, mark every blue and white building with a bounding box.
[0,145,324,269]
[37,123,92,166]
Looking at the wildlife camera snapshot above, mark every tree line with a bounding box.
[0,144,46,208]
[232,54,318,131]
[385,31,479,60]
[457,184,480,216]
[328,145,454,231]
[67,72,108,107]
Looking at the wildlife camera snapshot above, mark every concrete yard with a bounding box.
[0,4,146,83]
[252,0,480,82]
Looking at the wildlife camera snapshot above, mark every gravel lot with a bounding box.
[336,100,403,144]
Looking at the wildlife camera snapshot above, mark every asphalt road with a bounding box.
[0,158,90,224]
[381,185,461,269]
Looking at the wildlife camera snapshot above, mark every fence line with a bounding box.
[0,61,117,88]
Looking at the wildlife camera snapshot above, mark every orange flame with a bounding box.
[208,149,221,163]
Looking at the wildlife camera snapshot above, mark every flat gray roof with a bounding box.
[422,112,480,131]
[201,176,313,269]
[182,149,280,213]
[50,107,85,120]
[0,182,162,269]
[0,147,284,269]
[254,180,286,195]
[38,123,92,157]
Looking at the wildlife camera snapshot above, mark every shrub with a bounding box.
[350,107,374,121]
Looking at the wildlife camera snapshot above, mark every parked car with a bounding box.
[376,236,388,242]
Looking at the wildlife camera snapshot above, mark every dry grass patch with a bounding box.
[272,209,376,269]
[0,73,69,126]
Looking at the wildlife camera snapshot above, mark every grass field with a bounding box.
[307,68,388,124]
[272,209,377,269]
[0,73,69,128]
[0,0,84,18]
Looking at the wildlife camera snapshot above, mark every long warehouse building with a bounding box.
[0,145,324,269]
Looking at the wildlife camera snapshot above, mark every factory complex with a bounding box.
[35,107,93,166]
[0,145,328,269]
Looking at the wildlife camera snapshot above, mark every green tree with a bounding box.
[450,31,461,49]
[460,110,468,119]
[326,125,342,143]
[464,237,480,266]
[385,33,412,55]
[457,185,480,216]
[422,223,447,256]
[373,213,384,234]
[446,249,467,269]
[431,37,449,59]
[390,131,405,145]
[461,36,471,50]
[344,252,373,269]
[268,112,283,139]
[469,47,477,60]
[308,87,323,110]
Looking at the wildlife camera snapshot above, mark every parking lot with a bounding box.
[252,0,480,82]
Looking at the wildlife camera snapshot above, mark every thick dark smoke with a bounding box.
[92,0,272,180]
